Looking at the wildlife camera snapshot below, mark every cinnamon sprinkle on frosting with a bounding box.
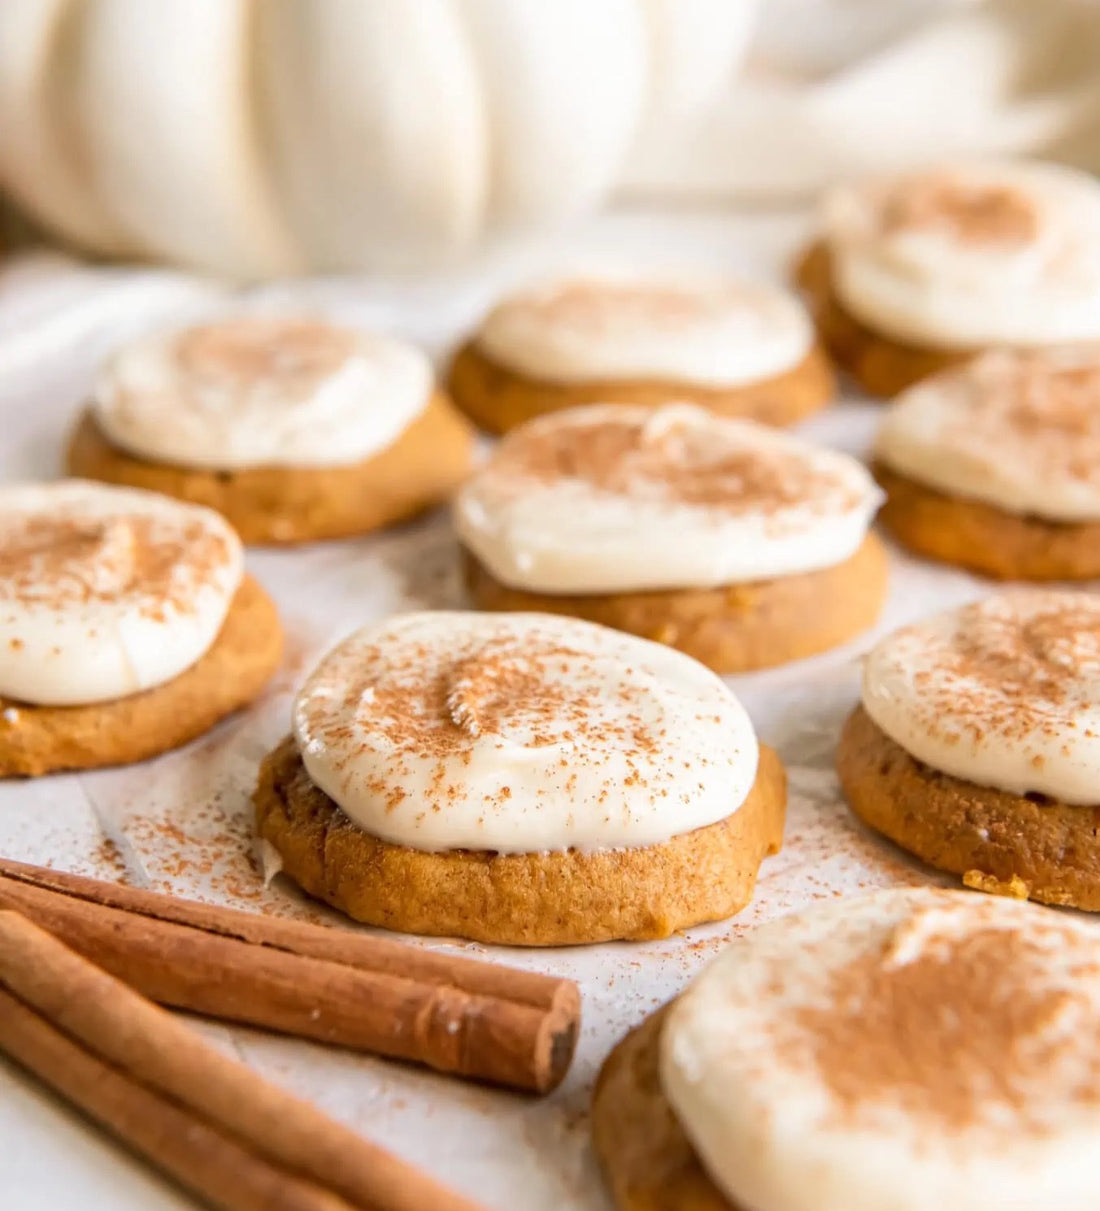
[454,404,882,595]
[489,407,861,516]
[1,513,231,619]
[881,175,1039,245]
[660,889,1100,1211]
[862,590,1100,805]
[795,907,1100,1135]
[490,279,763,337]
[822,161,1100,352]
[175,318,358,388]
[473,274,813,388]
[0,481,242,706]
[292,611,758,854]
[876,347,1100,521]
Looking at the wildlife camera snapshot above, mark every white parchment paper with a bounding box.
[0,210,988,1210]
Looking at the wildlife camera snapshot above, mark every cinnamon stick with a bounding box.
[0,857,579,1093]
[0,911,487,1211]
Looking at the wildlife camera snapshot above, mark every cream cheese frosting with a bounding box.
[292,610,758,854]
[92,316,434,471]
[822,161,1100,349]
[876,347,1100,521]
[862,590,1100,804]
[0,481,242,706]
[661,888,1100,1211]
[474,275,814,386]
[454,404,883,593]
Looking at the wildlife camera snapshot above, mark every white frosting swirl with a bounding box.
[454,404,882,593]
[662,888,1100,1211]
[474,276,813,386]
[0,481,243,706]
[876,347,1100,521]
[93,316,434,470]
[823,161,1100,349]
[293,611,758,854]
[862,590,1100,804]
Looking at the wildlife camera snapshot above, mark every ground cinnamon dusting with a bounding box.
[0,513,231,621]
[936,353,1100,487]
[882,178,1038,244]
[488,412,860,518]
[794,918,1100,1136]
[507,280,737,335]
[296,619,713,824]
[175,318,356,387]
[905,595,1100,748]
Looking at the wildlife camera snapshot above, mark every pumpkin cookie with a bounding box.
[454,404,887,672]
[873,347,1100,579]
[593,888,1100,1211]
[0,481,282,776]
[254,612,785,946]
[796,160,1100,396]
[838,591,1100,909]
[67,316,475,544]
[447,275,833,433]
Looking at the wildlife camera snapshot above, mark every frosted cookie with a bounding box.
[455,404,886,673]
[593,887,1100,1211]
[796,160,1100,396]
[67,316,475,544]
[0,481,282,776]
[253,611,785,945]
[874,347,1100,579]
[447,276,834,434]
[838,591,1100,909]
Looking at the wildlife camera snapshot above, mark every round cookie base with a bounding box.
[875,462,1100,581]
[0,576,283,777]
[253,739,787,946]
[794,242,974,397]
[461,535,889,674]
[65,391,476,545]
[837,705,1100,910]
[445,339,836,435]
[592,1006,734,1211]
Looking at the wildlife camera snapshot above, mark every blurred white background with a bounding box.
[1,0,1097,276]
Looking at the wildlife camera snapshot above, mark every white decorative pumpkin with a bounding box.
[0,0,758,277]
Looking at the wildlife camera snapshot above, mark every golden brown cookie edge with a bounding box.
[462,534,889,674]
[65,390,475,545]
[445,339,835,435]
[793,241,973,398]
[0,575,283,777]
[254,740,787,946]
[875,462,1100,581]
[837,704,1100,910]
[592,1005,734,1211]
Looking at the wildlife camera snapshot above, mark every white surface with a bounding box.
[0,209,1002,1210]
